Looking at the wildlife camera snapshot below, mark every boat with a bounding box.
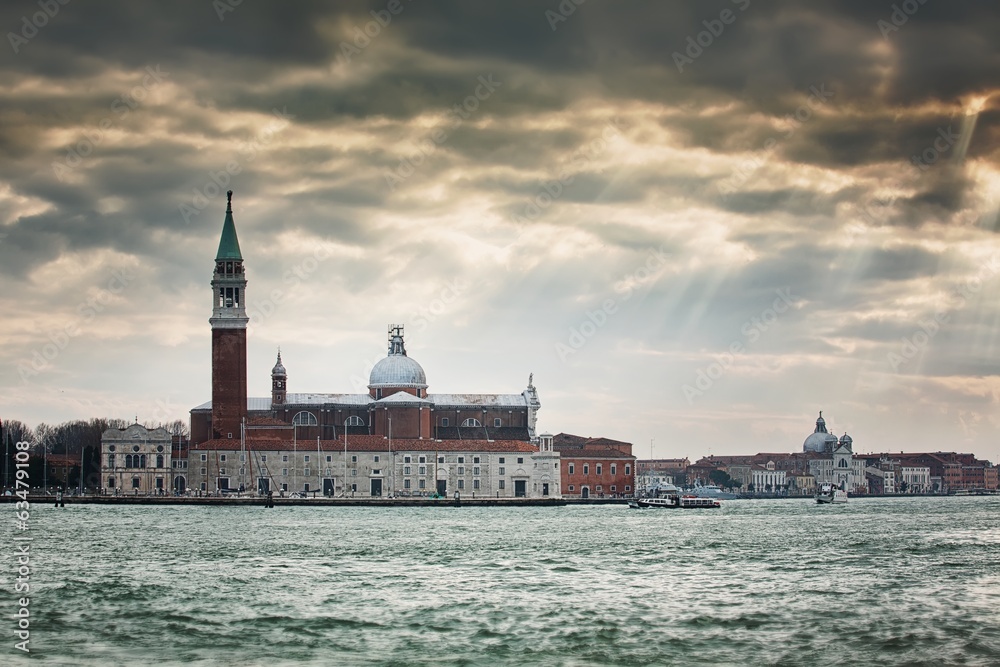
[628,485,721,509]
[685,484,740,500]
[815,483,847,504]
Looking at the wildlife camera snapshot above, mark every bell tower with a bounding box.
[271,349,287,406]
[210,190,248,439]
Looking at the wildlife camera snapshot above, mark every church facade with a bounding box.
[173,192,560,499]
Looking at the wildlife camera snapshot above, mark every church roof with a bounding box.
[191,392,529,411]
[216,190,243,260]
[190,436,537,453]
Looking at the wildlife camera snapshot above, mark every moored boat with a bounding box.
[628,486,721,509]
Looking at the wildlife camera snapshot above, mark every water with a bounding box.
[6,497,1000,666]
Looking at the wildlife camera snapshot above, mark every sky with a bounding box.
[1,0,999,463]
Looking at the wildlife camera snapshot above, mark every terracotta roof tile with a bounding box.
[192,436,537,453]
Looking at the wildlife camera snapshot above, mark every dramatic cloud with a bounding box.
[2,0,999,461]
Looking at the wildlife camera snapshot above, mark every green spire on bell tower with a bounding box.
[216,190,243,260]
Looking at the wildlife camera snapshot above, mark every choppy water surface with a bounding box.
[8,497,1000,666]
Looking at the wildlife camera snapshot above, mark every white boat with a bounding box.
[815,483,847,504]
[628,486,721,509]
[686,484,740,500]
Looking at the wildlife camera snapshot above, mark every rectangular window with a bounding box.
[281,483,288,492]
[372,469,380,475]
[239,467,245,475]
[352,469,357,476]
[625,485,631,492]
[374,455,380,463]
[458,479,465,489]
[611,485,617,491]
[473,457,480,464]
[583,464,589,475]
[498,480,505,490]
[473,479,480,490]
[419,479,426,489]
[326,456,332,462]
[611,464,617,475]
[494,418,501,427]
[404,466,411,475]
[438,457,444,463]
[220,455,227,462]
[200,467,207,475]
[499,457,505,464]
[240,454,245,462]
[517,457,524,464]
[304,468,310,476]
[352,455,358,463]
[201,482,207,491]
[473,467,480,475]
[419,456,426,464]
[458,457,465,464]
[404,479,411,489]
[596,485,603,492]
[498,467,505,475]
[441,418,449,427]
[282,468,288,476]
[304,455,310,463]
[569,463,575,474]
[404,456,411,463]
[261,455,267,463]
[201,454,207,462]
[219,468,226,475]
[569,485,575,491]
[625,465,631,475]
[457,466,465,475]
[597,464,603,476]
[282,455,288,462]
[418,466,426,475]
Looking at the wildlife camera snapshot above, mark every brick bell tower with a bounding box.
[210,190,248,440]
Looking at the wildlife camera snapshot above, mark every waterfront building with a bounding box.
[100,424,172,494]
[553,433,636,498]
[749,460,787,493]
[178,193,573,499]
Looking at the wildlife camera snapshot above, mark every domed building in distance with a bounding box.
[803,411,840,454]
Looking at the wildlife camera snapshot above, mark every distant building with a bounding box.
[100,424,172,495]
[553,433,635,498]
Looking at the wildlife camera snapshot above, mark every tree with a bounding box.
[764,483,773,494]
[747,483,755,493]
[898,480,908,494]
[709,469,733,488]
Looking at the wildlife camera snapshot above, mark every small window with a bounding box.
[473,479,480,489]
[419,466,426,475]
[282,468,288,476]
[583,464,589,475]
[282,455,289,462]
[611,464,617,475]
[473,467,480,475]
[304,455,310,463]
[352,455,358,463]
[326,456,332,462]
[458,479,465,489]
[569,485,575,491]
[441,418,449,427]
[261,455,267,462]
[373,469,380,475]
[499,457,505,464]
[404,466,411,475]
[374,455,380,463]
[498,480,505,490]
[457,467,465,475]
[304,468,310,476]
[352,469,357,476]
[404,456,411,463]
[132,445,140,453]
[569,463,575,474]
[107,477,115,488]
[597,465,602,476]
[438,457,444,464]
[419,479,426,489]
[473,457,480,464]
[611,485,617,491]
[625,465,631,475]
[404,479,411,489]
[499,467,505,475]
[517,457,524,464]
[461,418,481,427]
[625,485,631,492]
[200,467,207,475]
[419,456,426,464]
[201,454,207,462]
[219,468,226,475]
[108,445,116,453]
[458,457,465,464]
[494,418,501,427]
[239,454,245,462]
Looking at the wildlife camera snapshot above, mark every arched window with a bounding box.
[139,454,147,468]
[345,416,365,426]
[838,458,848,468]
[156,455,164,468]
[461,418,482,427]
[292,411,318,426]
[124,454,133,468]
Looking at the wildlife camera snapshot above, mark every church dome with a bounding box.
[369,354,427,387]
[803,411,837,453]
[368,325,427,388]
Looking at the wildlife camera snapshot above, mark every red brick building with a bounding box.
[553,433,636,498]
